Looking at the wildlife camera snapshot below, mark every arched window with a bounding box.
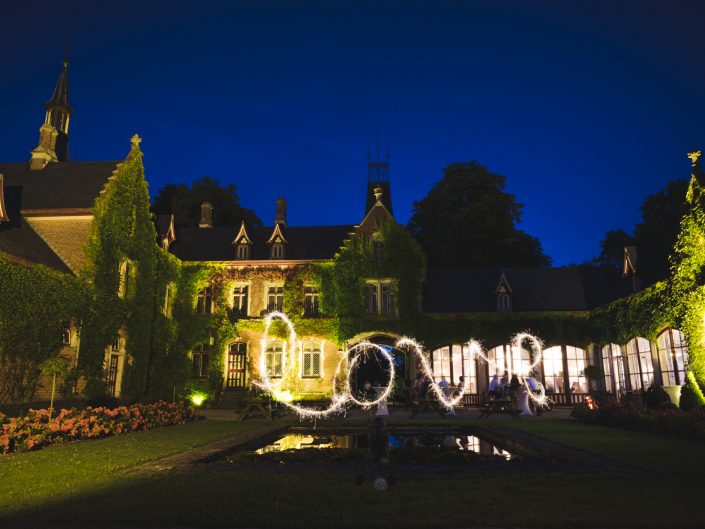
[566,346,588,394]
[271,243,285,259]
[487,345,531,378]
[626,337,655,391]
[601,344,625,394]
[431,345,477,392]
[657,329,688,386]
[542,346,564,393]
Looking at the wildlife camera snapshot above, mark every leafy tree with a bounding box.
[152,176,262,228]
[594,179,688,284]
[407,162,551,267]
[595,230,635,268]
[39,356,70,419]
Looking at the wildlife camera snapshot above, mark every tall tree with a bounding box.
[153,176,262,228]
[407,162,551,267]
[594,179,688,284]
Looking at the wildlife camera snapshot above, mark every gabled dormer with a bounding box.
[266,222,287,259]
[495,271,513,312]
[232,220,253,260]
[0,174,8,222]
[356,186,394,236]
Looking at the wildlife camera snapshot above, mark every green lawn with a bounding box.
[1,417,704,528]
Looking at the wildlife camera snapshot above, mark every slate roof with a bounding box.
[0,161,118,211]
[423,266,634,313]
[170,224,354,262]
[0,161,117,272]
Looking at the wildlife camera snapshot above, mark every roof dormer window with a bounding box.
[237,243,250,260]
[495,272,513,312]
[271,242,285,259]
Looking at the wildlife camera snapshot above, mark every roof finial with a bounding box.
[688,150,701,166]
[131,134,142,149]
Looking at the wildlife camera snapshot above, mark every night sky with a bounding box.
[2,1,704,265]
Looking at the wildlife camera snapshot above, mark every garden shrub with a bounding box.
[0,400,195,454]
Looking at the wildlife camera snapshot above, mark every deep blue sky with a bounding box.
[2,1,704,265]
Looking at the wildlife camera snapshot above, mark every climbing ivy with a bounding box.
[0,257,88,404]
[667,153,705,392]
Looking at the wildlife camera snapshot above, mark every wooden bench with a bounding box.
[409,398,447,419]
[478,399,521,420]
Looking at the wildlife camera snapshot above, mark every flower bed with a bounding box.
[572,402,705,442]
[0,401,196,454]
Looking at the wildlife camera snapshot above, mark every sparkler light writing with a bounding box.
[254,312,549,419]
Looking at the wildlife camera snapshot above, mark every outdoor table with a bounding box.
[478,399,521,420]
[237,399,273,421]
[409,397,447,419]
[374,386,389,416]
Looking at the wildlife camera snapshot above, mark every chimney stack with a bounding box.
[275,197,287,226]
[199,202,213,228]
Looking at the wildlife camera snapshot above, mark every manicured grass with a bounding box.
[0,418,267,516]
[496,418,705,475]
[2,416,705,527]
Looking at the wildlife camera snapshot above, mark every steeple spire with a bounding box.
[30,59,72,170]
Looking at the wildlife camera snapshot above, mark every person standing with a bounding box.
[509,374,521,408]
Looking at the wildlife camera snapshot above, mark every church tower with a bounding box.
[30,59,72,170]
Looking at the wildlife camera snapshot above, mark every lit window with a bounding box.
[302,342,322,378]
[626,337,655,391]
[267,285,284,312]
[657,329,688,386]
[601,344,625,393]
[192,343,211,379]
[233,284,249,317]
[304,286,319,316]
[196,286,213,315]
[265,341,284,377]
[566,346,588,393]
[542,346,564,393]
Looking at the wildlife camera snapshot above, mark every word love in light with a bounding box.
[253,312,549,419]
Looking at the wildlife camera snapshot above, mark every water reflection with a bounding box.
[255,432,515,459]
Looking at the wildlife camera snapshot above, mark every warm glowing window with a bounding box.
[265,341,284,377]
[626,337,655,391]
[657,329,688,386]
[196,287,213,315]
[432,346,452,380]
[302,342,322,378]
[233,284,249,317]
[566,346,588,393]
[542,346,564,393]
[192,343,210,379]
[267,285,284,312]
[602,344,625,393]
[431,344,476,392]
